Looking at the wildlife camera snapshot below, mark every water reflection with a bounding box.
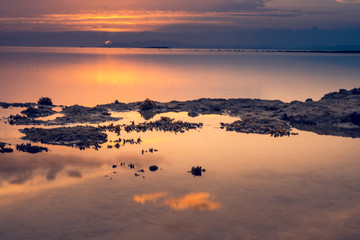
[134,192,221,211]
[1,47,360,106]
[133,192,168,204]
[0,153,103,186]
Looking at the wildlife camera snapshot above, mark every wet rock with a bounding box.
[0,142,13,153]
[53,105,120,124]
[149,165,158,172]
[3,87,360,138]
[123,116,203,133]
[188,166,206,177]
[16,143,48,154]
[221,118,294,137]
[349,112,360,126]
[8,114,34,125]
[19,126,107,150]
[21,106,56,118]
[188,111,199,117]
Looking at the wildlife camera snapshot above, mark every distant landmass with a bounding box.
[1,28,360,50]
[101,40,360,52]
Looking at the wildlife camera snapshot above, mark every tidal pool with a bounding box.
[0,109,360,240]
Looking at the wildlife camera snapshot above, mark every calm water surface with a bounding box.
[0,47,360,240]
[0,47,360,105]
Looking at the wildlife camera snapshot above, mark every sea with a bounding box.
[0,47,360,240]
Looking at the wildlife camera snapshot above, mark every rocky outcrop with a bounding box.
[20,126,107,150]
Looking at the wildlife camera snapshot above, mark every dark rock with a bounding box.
[21,106,56,118]
[123,116,203,133]
[19,126,107,150]
[16,143,48,154]
[112,165,117,168]
[188,166,206,177]
[188,111,199,117]
[38,97,53,106]
[139,98,156,111]
[349,112,360,126]
[149,165,158,172]
[0,142,13,153]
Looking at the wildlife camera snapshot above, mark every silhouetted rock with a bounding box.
[21,106,56,118]
[0,142,13,153]
[37,97,53,106]
[188,111,199,117]
[149,165,158,172]
[188,166,206,176]
[16,143,48,154]
[19,126,107,150]
[139,98,156,111]
[123,116,203,133]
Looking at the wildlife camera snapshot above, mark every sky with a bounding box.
[0,0,360,32]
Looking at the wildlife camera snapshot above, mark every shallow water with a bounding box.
[1,48,360,239]
[0,47,360,106]
[1,108,360,240]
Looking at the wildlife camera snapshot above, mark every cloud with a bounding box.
[0,10,303,32]
[335,0,360,3]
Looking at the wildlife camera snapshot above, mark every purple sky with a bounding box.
[0,0,360,32]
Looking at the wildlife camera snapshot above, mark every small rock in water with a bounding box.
[188,166,206,177]
[16,143,48,154]
[149,165,158,172]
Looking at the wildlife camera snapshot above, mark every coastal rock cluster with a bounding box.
[1,88,360,140]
